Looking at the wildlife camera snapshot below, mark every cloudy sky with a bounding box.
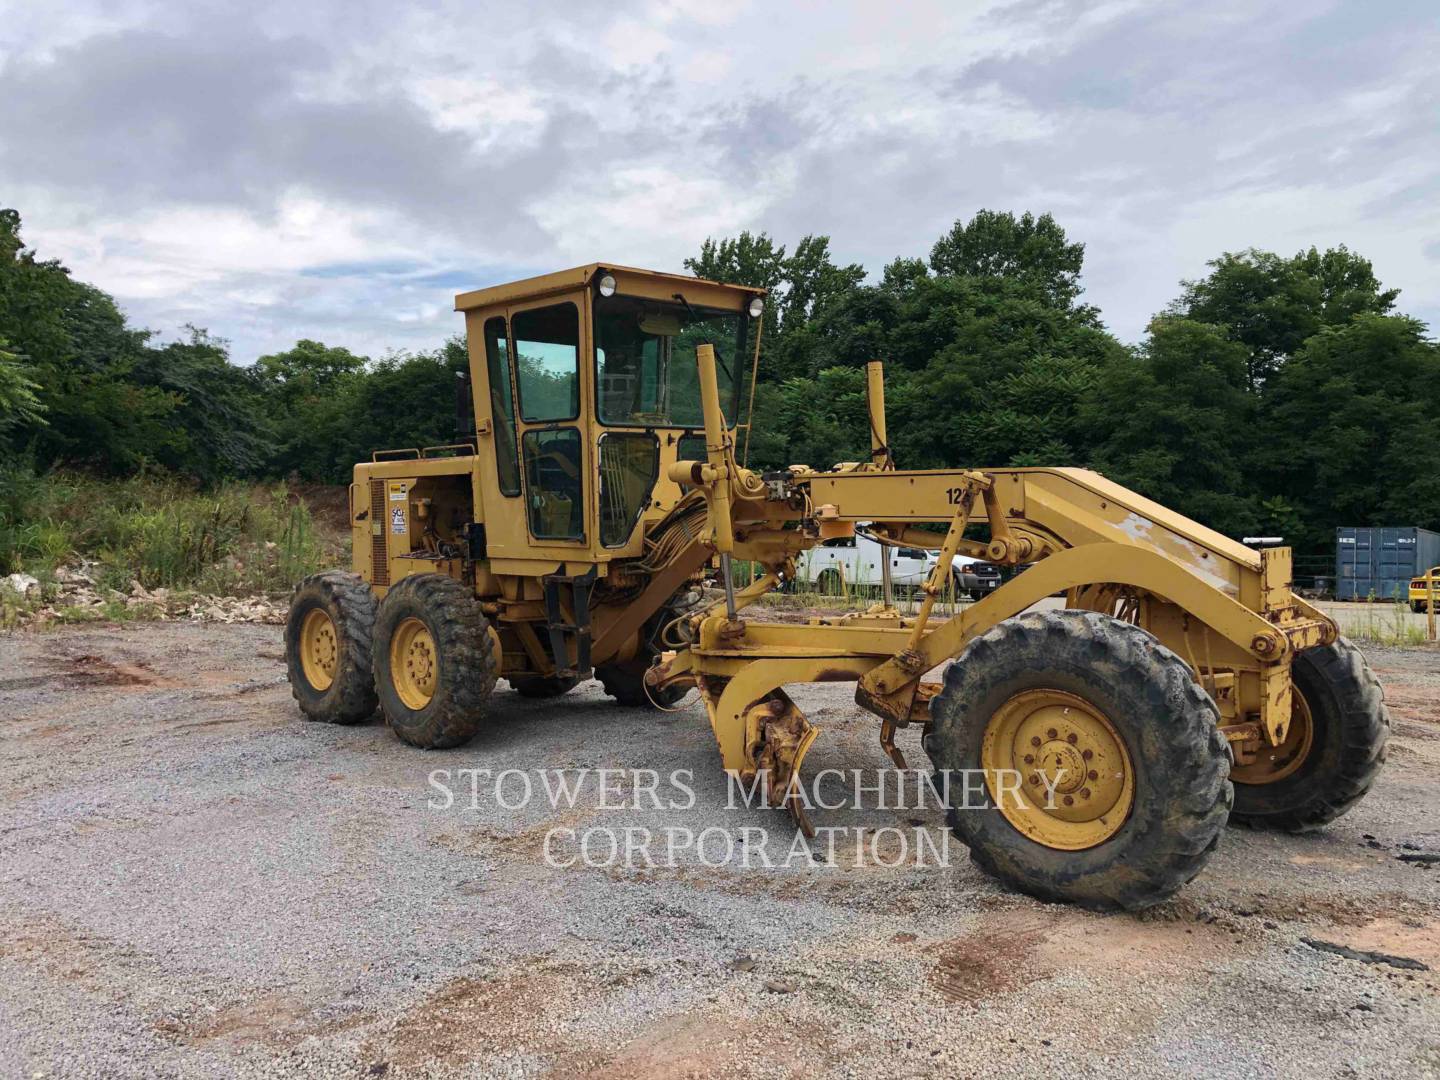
[2,0,1436,363]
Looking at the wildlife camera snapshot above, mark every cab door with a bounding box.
[508,297,588,549]
[472,294,591,561]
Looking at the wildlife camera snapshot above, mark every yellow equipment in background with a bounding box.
[284,264,1390,911]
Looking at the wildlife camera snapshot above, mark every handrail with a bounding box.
[420,443,477,458]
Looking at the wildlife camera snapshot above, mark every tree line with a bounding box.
[3,206,1437,564]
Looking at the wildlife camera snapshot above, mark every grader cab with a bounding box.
[285,263,1389,911]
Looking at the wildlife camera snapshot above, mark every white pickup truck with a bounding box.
[793,532,1001,597]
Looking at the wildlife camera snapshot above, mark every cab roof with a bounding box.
[453,263,764,313]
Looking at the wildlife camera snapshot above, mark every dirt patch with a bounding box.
[52,652,183,690]
[931,916,1052,1004]
[368,965,595,1070]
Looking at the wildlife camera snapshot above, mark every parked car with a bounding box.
[1410,567,1440,613]
[946,554,1002,597]
[793,531,1000,598]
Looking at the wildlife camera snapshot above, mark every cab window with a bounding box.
[598,433,659,547]
[483,316,520,496]
[522,428,584,540]
[514,303,580,422]
[594,294,749,427]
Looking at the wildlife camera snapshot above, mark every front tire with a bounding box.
[924,610,1232,912]
[373,574,498,749]
[285,571,379,725]
[1231,638,1388,831]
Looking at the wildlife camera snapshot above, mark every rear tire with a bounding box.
[373,574,497,749]
[509,674,579,699]
[285,571,378,725]
[1230,638,1388,831]
[924,610,1232,912]
[597,601,690,709]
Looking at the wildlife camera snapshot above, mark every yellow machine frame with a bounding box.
[338,264,1337,838]
[646,346,1337,830]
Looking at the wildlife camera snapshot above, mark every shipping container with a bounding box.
[1335,526,1440,601]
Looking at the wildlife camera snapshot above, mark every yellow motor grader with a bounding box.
[285,263,1388,911]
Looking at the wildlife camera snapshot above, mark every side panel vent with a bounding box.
[370,480,389,586]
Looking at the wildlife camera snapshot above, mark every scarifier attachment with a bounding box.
[743,691,821,838]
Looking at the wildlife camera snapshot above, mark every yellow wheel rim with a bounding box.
[299,608,339,692]
[1231,690,1314,785]
[980,688,1135,851]
[390,616,439,711]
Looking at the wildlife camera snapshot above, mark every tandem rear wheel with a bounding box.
[1229,637,1389,831]
[371,573,499,749]
[285,571,380,725]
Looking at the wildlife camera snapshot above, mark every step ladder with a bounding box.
[541,566,597,678]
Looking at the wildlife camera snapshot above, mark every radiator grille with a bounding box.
[370,480,389,586]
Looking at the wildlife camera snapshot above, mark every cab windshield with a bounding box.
[594,293,749,427]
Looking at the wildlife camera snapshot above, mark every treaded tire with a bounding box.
[373,574,497,749]
[596,601,688,709]
[1231,637,1388,831]
[509,674,579,699]
[285,571,378,725]
[923,609,1233,912]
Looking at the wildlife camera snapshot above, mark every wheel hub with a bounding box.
[981,688,1135,851]
[1232,690,1314,785]
[390,617,439,710]
[299,608,339,692]
[1038,741,1086,794]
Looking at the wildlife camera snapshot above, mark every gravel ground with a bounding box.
[1,622,1438,1079]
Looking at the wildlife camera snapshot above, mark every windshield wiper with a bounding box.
[672,291,734,383]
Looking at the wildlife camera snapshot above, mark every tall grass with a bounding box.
[1332,599,1431,648]
[0,465,334,595]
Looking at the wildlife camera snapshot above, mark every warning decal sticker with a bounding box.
[391,506,407,534]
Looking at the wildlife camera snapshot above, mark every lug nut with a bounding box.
[1029,773,1041,786]
[1031,736,1042,747]
[1088,770,1098,781]
[1081,787,1092,799]
[1023,754,1034,765]
[1066,733,1078,745]
[1046,728,1058,740]
[1082,749,1093,760]
[1063,795,1074,806]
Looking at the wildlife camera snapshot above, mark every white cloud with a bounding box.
[1,0,1436,361]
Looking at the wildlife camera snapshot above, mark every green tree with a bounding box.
[1264,314,1440,545]
[131,327,270,482]
[929,210,1087,311]
[1083,317,1257,537]
[252,339,371,479]
[0,208,178,472]
[1171,246,1398,390]
[0,338,45,433]
[686,231,867,384]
